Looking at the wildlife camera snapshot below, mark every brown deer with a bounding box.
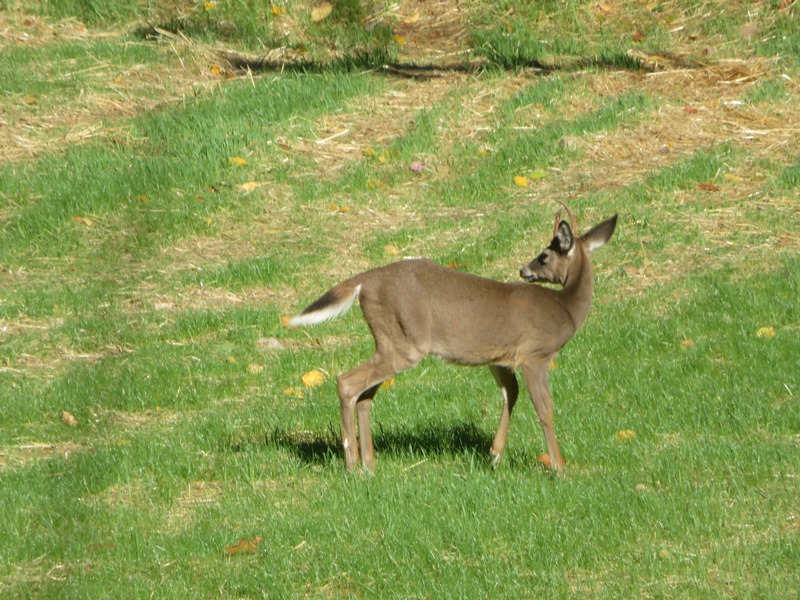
[286,204,617,473]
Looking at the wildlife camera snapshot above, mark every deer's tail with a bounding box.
[286,280,362,327]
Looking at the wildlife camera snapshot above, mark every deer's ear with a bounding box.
[581,214,618,252]
[554,220,574,254]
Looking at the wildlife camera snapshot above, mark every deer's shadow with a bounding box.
[262,421,496,466]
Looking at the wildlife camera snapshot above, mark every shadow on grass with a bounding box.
[260,421,495,466]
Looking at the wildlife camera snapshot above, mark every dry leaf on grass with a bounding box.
[61,410,78,427]
[301,370,325,387]
[225,536,263,556]
[311,2,332,22]
[615,429,636,442]
[756,326,776,338]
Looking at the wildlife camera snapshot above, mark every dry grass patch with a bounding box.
[0,441,83,473]
[0,13,224,163]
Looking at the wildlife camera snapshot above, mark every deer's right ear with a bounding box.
[554,220,574,254]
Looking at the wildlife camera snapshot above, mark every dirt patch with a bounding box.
[0,441,83,472]
[165,480,224,531]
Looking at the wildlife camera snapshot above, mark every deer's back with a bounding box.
[355,259,575,367]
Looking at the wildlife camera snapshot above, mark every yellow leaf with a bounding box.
[723,173,744,182]
[393,34,407,45]
[203,1,216,11]
[61,410,78,427]
[205,217,213,225]
[271,6,285,16]
[247,363,265,374]
[381,377,395,389]
[681,339,695,349]
[72,216,93,227]
[478,148,492,157]
[283,386,303,398]
[210,64,222,76]
[514,175,528,187]
[362,147,377,158]
[229,156,247,166]
[302,370,325,388]
[311,2,332,22]
[549,361,558,370]
[615,429,636,442]
[225,536,263,555]
[756,326,776,338]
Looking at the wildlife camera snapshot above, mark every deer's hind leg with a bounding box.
[337,349,421,472]
[488,365,519,467]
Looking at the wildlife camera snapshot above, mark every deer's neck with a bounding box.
[558,254,594,331]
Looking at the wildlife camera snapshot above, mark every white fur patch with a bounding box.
[288,284,361,327]
[586,238,606,252]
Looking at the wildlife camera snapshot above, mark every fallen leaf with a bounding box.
[225,536,263,556]
[283,386,303,398]
[478,148,492,157]
[247,363,265,374]
[23,96,37,106]
[756,326,776,338]
[302,370,325,387]
[393,34,407,45]
[280,316,293,328]
[681,339,695,349]
[61,410,78,427]
[311,2,332,22]
[270,5,285,15]
[72,216,93,227]
[696,183,720,192]
[139,194,149,203]
[723,173,744,182]
[362,147,377,158]
[684,104,699,114]
[381,377,395,389]
[210,64,222,76]
[401,11,420,24]
[631,31,645,43]
[367,178,386,189]
[549,361,558,371]
[203,1,217,11]
[229,156,247,166]
[383,244,400,256]
[615,429,636,442]
[409,161,425,174]
[514,175,528,187]
[537,453,551,468]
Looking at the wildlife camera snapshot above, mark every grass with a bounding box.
[1,1,799,598]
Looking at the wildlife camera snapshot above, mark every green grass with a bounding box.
[1,1,799,598]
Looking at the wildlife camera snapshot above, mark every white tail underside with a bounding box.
[288,284,362,327]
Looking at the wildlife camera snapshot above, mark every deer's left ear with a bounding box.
[581,214,618,252]
[554,220,574,254]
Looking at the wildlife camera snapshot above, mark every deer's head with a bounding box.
[520,206,617,287]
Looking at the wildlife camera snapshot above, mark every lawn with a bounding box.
[1,1,798,597]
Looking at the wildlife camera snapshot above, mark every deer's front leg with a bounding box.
[522,358,566,473]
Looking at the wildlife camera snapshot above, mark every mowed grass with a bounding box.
[1,1,799,598]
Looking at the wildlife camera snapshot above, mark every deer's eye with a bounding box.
[537,252,550,265]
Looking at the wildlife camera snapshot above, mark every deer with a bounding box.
[285,202,617,474]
